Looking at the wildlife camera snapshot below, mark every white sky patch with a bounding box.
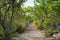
[23,0,34,7]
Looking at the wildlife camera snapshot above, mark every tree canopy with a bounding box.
[0,0,60,40]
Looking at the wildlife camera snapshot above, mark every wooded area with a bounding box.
[0,0,60,40]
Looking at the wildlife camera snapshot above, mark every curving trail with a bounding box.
[13,23,55,40]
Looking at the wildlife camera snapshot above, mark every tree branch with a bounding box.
[1,6,10,30]
[0,2,9,8]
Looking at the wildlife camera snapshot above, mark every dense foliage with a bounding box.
[23,0,60,37]
[0,0,27,40]
[0,0,60,40]
[33,0,60,37]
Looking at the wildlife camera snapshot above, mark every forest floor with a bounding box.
[13,23,59,40]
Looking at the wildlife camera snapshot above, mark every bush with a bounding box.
[45,28,54,37]
[36,18,60,37]
[12,19,26,33]
[16,26,25,33]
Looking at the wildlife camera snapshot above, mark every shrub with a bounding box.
[45,28,54,37]
[36,17,60,37]
[13,19,26,33]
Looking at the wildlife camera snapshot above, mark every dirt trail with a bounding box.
[14,23,55,40]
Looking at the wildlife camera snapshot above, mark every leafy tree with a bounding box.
[0,0,26,40]
[32,0,60,36]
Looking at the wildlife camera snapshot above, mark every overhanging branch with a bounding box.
[0,2,9,8]
[1,6,10,30]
